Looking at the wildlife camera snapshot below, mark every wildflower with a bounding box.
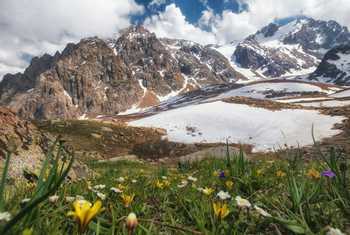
[187,176,198,182]
[235,196,251,209]
[213,202,230,219]
[225,180,234,189]
[254,205,271,217]
[93,184,106,190]
[276,170,286,177]
[322,170,336,178]
[256,169,263,176]
[327,227,345,235]
[306,168,320,179]
[97,192,106,200]
[161,176,168,180]
[219,171,225,179]
[121,194,135,208]
[117,177,126,183]
[117,184,126,191]
[75,195,85,201]
[126,212,138,232]
[217,191,231,200]
[65,196,75,203]
[131,179,137,183]
[0,211,11,222]
[49,195,59,203]
[202,187,214,196]
[213,170,220,177]
[163,180,171,187]
[177,180,188,188]
[67,199,103,232]
[110,187,123,193]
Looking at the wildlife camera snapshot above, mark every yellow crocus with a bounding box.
[306,168,320,179]
[155,180,165,189]
[67,199,102,233]
[202,187,214,196]
[225,180,234,189]
[155,180,170,189]
[213,202,230,219]
[121,194,135,208]
[276,170,286,177]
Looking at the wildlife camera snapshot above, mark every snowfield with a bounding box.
[331,89,350,98]
[129,101,345,152]
[297,100,350,108]
[211,82,333,100]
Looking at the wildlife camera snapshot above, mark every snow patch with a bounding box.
[129,101,344,152]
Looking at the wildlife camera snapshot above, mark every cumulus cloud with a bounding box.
[0,0,143,79]
[144,4,217,45]
[2,0,350,78]
[145,0,350,46]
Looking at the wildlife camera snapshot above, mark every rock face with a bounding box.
[233,18,350,78]
[0,26,243,120]
[309,44,350,85]
[0,107,47,178]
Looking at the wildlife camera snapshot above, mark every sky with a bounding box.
[1,0,350,79]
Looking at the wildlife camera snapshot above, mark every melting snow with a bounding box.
[212,82,331,100]
[331,89,350,98]
[297,100,350,108]
[129,101,345,152]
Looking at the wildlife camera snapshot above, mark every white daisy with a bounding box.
[65,196,75,202]
[187,176,198,182]
[217,191,231,200]
[117,177,125,183]
[48,195,59,203]
[93,184,106,190]
[0,212,11,222]
[110,187,123,193]
[97,192,106,200]
[235,196,251,209]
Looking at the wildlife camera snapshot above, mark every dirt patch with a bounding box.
[222,96,310,111]
[36,120,165,160]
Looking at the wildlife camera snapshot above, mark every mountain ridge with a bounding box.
[1,19,350,120]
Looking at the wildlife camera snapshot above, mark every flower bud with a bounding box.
[126,213,138,232]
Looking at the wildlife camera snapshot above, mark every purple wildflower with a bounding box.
[219,171,225,179]
[321,170,336,178]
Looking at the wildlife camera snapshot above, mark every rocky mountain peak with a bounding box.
[232,17,350,78]
[308,43,350,85]
[0,25,243,120]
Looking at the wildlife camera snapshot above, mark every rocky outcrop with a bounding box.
[309,44,350,85]
[233,18,350,78]
[0,107,47,178]
[0,26,243,120]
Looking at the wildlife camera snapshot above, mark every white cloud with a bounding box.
[144,4,217,45]
[2,0,350,78]
[149,0,167,7]
[145,0,350,46]
[0,0,143,79]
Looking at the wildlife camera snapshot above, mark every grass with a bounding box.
[0,143,349,234]
[36,120,163,160]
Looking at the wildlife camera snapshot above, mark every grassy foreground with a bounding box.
[0,143,349,234]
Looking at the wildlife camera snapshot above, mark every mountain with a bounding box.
[0,26,244,120]
[308,44,350,85]
[217,18,350,78]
